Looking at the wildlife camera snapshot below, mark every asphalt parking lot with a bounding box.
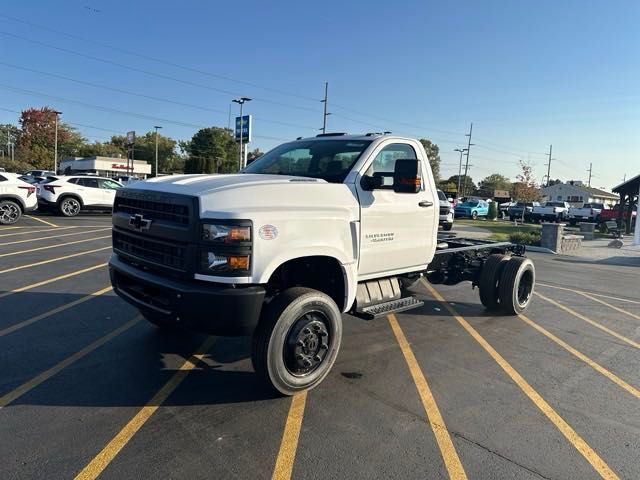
[1,214,638,480]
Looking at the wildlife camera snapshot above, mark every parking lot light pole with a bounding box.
[154,126,162,177]
[232,97,252,171]
[454,148,467,198]
[53,110,62,173]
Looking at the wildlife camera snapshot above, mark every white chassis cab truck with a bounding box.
[109,133,535,395]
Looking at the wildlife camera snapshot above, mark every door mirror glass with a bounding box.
[393,159,421,194]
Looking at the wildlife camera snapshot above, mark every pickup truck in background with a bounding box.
[108,133,536,395]
[508,201,539,221]
[567,203,606,225]
[598,204,637,229]
[528,201,571,223]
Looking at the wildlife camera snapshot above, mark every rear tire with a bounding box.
[59,197,81,217]
[252,287,342,396]
[0,200,22,225]
[471,211,478,220]
[498,257,535,315]
[478,254,510,311]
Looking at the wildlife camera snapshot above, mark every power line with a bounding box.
[0,13,320,104]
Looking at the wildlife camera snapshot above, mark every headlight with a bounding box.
[201,252,250,274]
[202,224,251,243]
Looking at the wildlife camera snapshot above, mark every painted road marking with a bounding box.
[535,292,640,350]
[0,226,76,238]
[537,282,640,306]
[576,292,640,322]
[517,314,639,399]
[25,215,58,227]
[0,316,140,409]
[421,279,620,480]
[272,392,308,480]
[0,246,111,274]
[0,263,107,299]
[0,235,111,258]
[0,286,112,337]
[388,313,468,480]
[0,227,110,247]
[73,337,215,480]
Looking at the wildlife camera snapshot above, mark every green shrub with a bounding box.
[509,231,541,246]
[487,201,498,220]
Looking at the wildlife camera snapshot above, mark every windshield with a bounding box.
[243,139,372,183]
[437,190,448,201]
[461,201,479,207]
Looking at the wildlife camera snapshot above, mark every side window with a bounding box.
[99,179,122,190]
[0,175,6,182]
[78,178,99,188]
[365,143,417,176]
[68,178,79,184]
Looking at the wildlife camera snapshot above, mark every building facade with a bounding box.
[539,181,618,207]
[59,156,151,178]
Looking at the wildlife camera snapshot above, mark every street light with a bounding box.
[454,148,467,198]
[53,110,62,173]
[232,97,252,170]
[153,126,162,177]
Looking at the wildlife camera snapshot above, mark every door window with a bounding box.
[365,143,417,176]
[77,178,99,188]
[99,179,122,190]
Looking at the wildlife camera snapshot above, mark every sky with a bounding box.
[0,0,638,189]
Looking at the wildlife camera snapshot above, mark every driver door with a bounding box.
[355,142,435,278]
[98,178,123,207]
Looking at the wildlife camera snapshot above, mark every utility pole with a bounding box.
[53,110,62,173]
[153,126,162,177]
[545,144,552,187]
[462,122,474,197]
[454,148,467,198]
[321,82,329,134]
[587,162,593,187]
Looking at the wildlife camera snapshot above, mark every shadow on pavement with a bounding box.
[551,255,640,268]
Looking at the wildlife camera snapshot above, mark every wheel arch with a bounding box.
[57,193,84,207]
[0,194,26,211]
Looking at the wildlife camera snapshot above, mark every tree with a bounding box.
[547,178,562,186]
[183,127,238,174]
[419,139,441,182]
[77,140,127,159]
[447,174,476,196]
[247,148,263,164]
[477,173,512,197]
[16,107,85,169]
[512,160,542,202]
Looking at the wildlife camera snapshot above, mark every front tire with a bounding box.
[498,257,535,315]
[443,222,453,231]
[0,200,22,225]
[471,211,478,220]
[252,287,342,396]
[59,197,81,217]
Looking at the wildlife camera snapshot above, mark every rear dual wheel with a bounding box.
[478,255,535,314]
[252,287,342,396]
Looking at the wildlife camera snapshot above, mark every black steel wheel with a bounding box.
[478,254,509,311]
[498,256,535,315]
[0,200,22,225]
[442,222,453,231]
[59,197,81,217]
[252,287,342,395]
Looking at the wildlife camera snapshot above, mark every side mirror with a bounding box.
[393,159,421,193]
[360,174,384,191]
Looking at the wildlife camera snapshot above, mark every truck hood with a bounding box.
[128,174,360,220]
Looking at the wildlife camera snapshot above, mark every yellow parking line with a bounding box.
[517,314,639,399]
[0,286,112,337]
[0,227,110,247]
[0,263,107,299]
[388,313,468,480]
[536,282,640,306]
[576,292,640,322]
[272,392,308,480]
[535,293,640,350]
[0,235,111,258]
[0,246,111,274]
[0,226,76,238]
[421,279,620,480]
[73,336,215,480]
[25,215,58,227]
[0,316,140,409]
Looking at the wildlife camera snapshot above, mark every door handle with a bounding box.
[419,201,434,207]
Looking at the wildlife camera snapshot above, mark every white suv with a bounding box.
[37,176,124,216]
[0,172,38,224]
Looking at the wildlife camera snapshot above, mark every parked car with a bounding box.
[0,172,38,224]
[599,204,637,230]
[499,201,515,220]
[508,202,540,221]
[528,201,571,223]
[454,199,489,219]
[567,203,607,225]
[437,189,454,230]
[23,169,56,178]
[36,175,124,216]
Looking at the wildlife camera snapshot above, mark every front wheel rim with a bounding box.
[62,199,80,215]
[1,204,19,222]
[284,311,331,377]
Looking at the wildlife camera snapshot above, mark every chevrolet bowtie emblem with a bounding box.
[129,213,152,231]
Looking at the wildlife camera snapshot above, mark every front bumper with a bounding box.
[439,213,454,224]
[109,254,266,336]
